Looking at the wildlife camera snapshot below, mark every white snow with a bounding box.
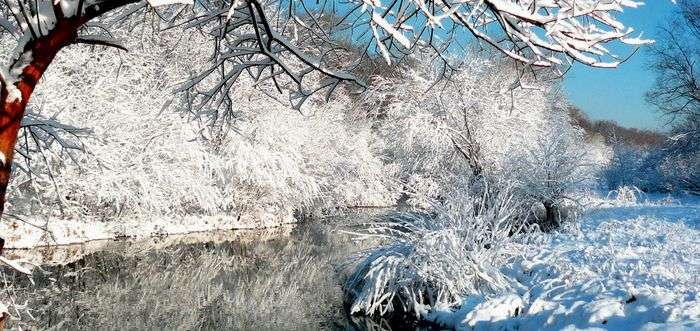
[3,222,295,267]
[426,193,700,330]
[2,50,33,103]
[0,212,296,251]
[0,256,31,275]
[4,83,21,103]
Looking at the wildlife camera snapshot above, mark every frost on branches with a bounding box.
[344,0,655,68]
[0,0,658,220]
[0,26,397,226]
[362,53,598,220]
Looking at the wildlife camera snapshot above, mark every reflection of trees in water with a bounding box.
[2,212,436,330]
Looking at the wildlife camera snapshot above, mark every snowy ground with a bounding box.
[2,192,699,330]
[428,193,700,330]
[2,224,295,267]
[0,212,296,250]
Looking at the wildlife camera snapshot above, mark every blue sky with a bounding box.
[563,2,677,131]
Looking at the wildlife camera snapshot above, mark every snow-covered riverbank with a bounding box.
[3,193,699,330]
[0,212,296,250]
[427,194,700,330]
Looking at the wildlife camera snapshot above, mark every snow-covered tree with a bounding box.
[0,0,657,218]
[506,116,590,229]
[646,0,700,194]
[361,53,599,228]
[1,25,396,223]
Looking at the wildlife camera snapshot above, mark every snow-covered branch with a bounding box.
[173,0,366,119]
[0,0,657,124]
[350,0,655,68]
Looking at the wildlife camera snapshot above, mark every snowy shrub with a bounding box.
[503,111,594,228]
[3,27,396,222]
[342,54,603,320]
[363,56,524,207]
[344,186,527,317]
[361,54,597,226]
[606,186,647,205]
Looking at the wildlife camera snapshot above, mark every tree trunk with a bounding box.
[0,310,7,330]
[0,235,6,329]
[0,22,82,218]
[0,82,35,217]
[542,201,558,231]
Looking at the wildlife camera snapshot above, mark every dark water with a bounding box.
[2,213,445,330]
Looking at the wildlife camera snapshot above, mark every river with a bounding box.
[2,211,445,330]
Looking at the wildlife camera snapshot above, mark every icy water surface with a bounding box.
[3,212,444,330]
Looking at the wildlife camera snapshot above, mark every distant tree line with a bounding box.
[568,107,666,148]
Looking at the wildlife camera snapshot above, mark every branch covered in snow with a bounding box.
[0,256,31,275]
[170,0,366,119]
[267,0,659,72]
[1,0,658,115]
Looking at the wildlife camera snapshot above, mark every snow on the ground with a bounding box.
[0,212,296,250]
[3,225,294,266]
[428,193,700,330]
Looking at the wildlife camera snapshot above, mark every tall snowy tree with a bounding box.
[647,0,700,126]
[647,0,700,193]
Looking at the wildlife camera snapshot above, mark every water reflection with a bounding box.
[3,212,445,330]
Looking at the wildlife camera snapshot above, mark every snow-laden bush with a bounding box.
[361,54,597,226]
[342,55,602,320]
[502,113,595,228]
[606,186,647,205]
[363,57,523,207]
[4,28,396,222]
[344,185,527,317]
